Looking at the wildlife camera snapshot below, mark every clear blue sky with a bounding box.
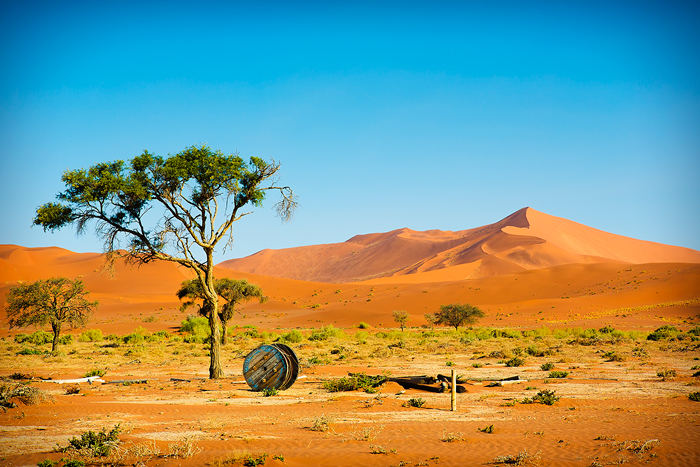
[1,1,698,263]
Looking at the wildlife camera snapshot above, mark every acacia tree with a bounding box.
[33,145,296,378]
[392,310,410,332]
[177,277,266,344]
[435,303,484,330]
[6,277,98,352]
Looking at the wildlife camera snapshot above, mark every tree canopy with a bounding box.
[392,310,410,332]
[6,277,98,352]
[34,145,296,377]
[435,303,484,330]
[177,277,266,343]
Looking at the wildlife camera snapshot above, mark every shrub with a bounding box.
[688,326,700,336]
[59,424,121,457]
[261,387,279,397]
[84,368,106,378]
[0,383,52,408]
[152,330,170,340]
[405,397,425,408]
[279,329,304,343]
[309,414,334,432]
[647,325,679,341]
[358,322,371,329]
[603,351,625,362]
[180,316,210,338]
[599,325,615,334]
[322,373,387,393]
[689,392,700,402]
[58,334,73,345]
[78,329,103,342]
[308,325,343,341]
[505,357,525,367]
[355,330,368,345]
[17,347,44,355]
[15,330,53,345]
[478,425,494,433]
[657,369,676,381]
[540,362,554,371]
[548,371,569,379]
[37,461,59,467]
[533,389,560,405]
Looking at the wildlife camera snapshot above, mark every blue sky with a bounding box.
[1,1,698,263]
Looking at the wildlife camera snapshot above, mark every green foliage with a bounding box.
[548,371,569,379]
[357,322,371,329]
[689,392,700,402]
[505,357,525,367]
[657,369,676,381]
[599,325,616,334]
[533,389,560,405]
[279,330,304,344]
[84,369,106,378]
[261,388,279,397]
[688,326,700,336]
[540,362,554,371]
[647,325,680,341]
[37,460,59,467]
[63,461,86,467]
[180,316,211,337]
[15,330,53,345]
[307,355,331,366]
[59,424,121,457]
[78,329,103,342]
[406,397,426,408]
[243,452,268,466]
[5,277,97,352]
[434,303,484,330]
[17,347,44,355]
[322,373,388,393]
[355,330,368,345]
[308,325,343,341]
[478,425,494,433]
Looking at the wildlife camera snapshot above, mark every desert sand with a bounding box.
[1,208,699,466]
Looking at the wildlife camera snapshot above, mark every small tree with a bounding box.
[177,277,267,344]
[435,303,484,330]
[6,277,98,352]
[392,310,410,331]
[424,313,438,330]
[33,145,296,378]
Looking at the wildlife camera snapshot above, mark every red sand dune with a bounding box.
[218,208,700,283]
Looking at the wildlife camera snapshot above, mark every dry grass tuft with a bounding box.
[490,449,541,465]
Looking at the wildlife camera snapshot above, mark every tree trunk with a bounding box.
[221,318,228,345]
[208,305,224,378]
[51,321,61,353]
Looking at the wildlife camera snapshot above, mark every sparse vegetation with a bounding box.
[58,424,121,457]
[689,392,700,402]
[505,357,525,367]
[548,371,569,379]
[540,362,554,371]
[392,310,410,331]
[657,369,677,381]
[478,425,494,433]
[490,449,541,465]
[434,303,484,330]
[405,397,426,408]
[440,431,465,443]
[322,373,388,393]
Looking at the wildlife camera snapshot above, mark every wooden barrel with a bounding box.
[242,343,300,391]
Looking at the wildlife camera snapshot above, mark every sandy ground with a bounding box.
[1,242,699,466]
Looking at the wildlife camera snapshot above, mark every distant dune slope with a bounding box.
[217,207,700,283]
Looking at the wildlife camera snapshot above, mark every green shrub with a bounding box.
[78,329,103,342]
[280,330,304,343]
[689,392,700,402]
[599,325,615,334]
[688,326,700,336]
[122,332,145,345]
[15,331,53,345]
[63,461,86,467]
[472,363,483,368]
[243,453,268,467]
[17,347,44,355]
[355,330,368,345]
[657,369,676,381]
[358,322,371,329]
[59,424,121,457]
[58,334,73,345]
[533,389,560,405]
[180,316,210,338]
[505,357,525,367]
[478,425,494,433]
[307,355,331,366]
[647,325,679,341]
[261,388,279,397]
[84,369,106,378]
[37,460,59,467]
[406,397,425,408]
[152,330,170,339]
[603,350,625,362]
[322,373,388,393]
[308,325,343,341]
[540,362,554,371]
[548,371,569,379]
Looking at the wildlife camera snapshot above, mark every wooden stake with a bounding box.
[451,369,457,411]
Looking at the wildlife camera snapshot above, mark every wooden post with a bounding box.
[451,369,457,411]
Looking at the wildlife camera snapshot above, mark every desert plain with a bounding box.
[1,208,699,467]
